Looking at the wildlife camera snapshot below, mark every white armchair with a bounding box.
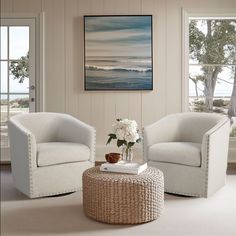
[8,112,95,198]
[143,112,230,197]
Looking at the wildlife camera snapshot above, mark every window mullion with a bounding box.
[189,64,236,66]
[7,26,10,123]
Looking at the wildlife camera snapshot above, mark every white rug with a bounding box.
[1,167,236,236]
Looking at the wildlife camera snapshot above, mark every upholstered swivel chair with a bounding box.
[8,112,95,198]
[143,112,230,197]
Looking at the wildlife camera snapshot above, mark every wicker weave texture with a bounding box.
[83,166,164,224]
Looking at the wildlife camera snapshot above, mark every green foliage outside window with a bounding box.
[189,19,236,117]
[9,52,29,83]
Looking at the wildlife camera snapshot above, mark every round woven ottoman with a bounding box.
[82,166,164,224]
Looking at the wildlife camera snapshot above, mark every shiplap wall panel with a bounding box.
[153,0,167,119]
[13,0,42,12]
[65,0,80,118]
[42,0,66,113]
[90,92,105,144]
[166,0,182,114]
[1,0,13,12]
[103,91,116,146]
[76,0,92,124]
[180,0,235,8]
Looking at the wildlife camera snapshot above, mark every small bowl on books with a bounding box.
[105,153,121,163]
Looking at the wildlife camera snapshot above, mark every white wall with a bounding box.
[1,0,236,160]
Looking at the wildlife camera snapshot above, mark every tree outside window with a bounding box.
[189,18,236,137]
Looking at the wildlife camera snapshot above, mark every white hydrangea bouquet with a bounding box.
[106,118,141,162]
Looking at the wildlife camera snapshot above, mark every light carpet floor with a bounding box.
[1,167,236,236]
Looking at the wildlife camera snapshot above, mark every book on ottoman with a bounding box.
[100,161,147,175]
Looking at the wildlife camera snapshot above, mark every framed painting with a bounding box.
[84,15,153,90]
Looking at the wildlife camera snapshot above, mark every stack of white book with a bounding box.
[100,161,147,175]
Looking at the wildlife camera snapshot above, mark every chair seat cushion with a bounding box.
[37,142,90,167]
[148,142,201,167]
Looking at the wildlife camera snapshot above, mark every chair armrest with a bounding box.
[201,118,230,196]
[8,119,37,196]
[58,116,96,162]
[8,120,37,169]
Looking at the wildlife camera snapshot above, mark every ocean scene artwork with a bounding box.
[84,16,153,90]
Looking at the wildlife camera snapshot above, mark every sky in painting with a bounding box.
[84,16,152,57]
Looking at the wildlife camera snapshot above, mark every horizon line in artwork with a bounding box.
[84,15,153,90]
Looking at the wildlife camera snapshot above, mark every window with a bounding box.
[188,18,235,113]
[182,10,236,161]
[0,17,39,162]
[183,14,236,138]
[1,25,31,144]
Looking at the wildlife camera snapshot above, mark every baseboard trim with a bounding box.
[229,139,236,163]
[0,148,10,163]
[228,148,236,163]
[0,161,11,164]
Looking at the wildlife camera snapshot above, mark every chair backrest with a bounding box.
[176,112,227,143]
[10,112,68,143]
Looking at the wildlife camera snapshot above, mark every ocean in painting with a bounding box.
[85,56,152,90]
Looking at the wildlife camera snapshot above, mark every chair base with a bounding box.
[46,191,76,198]
[148,161,206,197]
[13,161,94,198]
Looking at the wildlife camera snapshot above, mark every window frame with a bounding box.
[0,13,45,163]
[181,8,236,162]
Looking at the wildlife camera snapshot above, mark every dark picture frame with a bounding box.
[84,15,153,91]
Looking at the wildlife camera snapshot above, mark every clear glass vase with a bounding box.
[121,145,133,162]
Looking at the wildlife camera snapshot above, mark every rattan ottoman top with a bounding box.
[83,166,164,224]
